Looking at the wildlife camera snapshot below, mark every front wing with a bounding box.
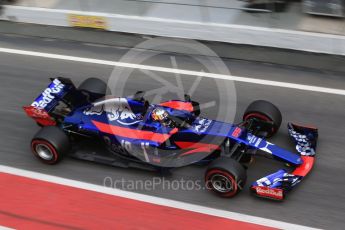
[250,123,318,200]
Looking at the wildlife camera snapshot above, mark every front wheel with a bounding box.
[31,126,70,164]
[205,157,247,198]
[243,100,282,137]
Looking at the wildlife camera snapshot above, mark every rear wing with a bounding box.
[30,78,75,111]
[250,123,318,200]
[23,78,80,126]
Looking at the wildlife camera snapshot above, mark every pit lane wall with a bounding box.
[0,5,345,56]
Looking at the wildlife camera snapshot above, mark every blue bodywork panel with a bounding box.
[62,96,304,166]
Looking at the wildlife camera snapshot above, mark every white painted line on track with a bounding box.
[0,226,14,230]
[0,165,320,230]
[0,47,344,96]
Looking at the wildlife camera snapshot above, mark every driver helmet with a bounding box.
[151,108,169,123]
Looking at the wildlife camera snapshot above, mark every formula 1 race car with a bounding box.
[24,77,318,200]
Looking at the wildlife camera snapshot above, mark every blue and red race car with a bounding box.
[24,77,318,201]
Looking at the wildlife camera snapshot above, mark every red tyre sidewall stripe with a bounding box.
[205,169,238,197]
[244,113,271,122]
[31,140,59,164]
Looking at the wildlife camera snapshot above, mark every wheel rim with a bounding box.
[244,113,275,135]
[35,144,54,161]
[244,113,271,123]
[211,174,234,193]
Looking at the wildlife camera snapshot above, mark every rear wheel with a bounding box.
[205,157,247,198]
[243,100,282,137]
[31,126,70,164]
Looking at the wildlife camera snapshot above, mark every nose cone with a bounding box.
[191,119,234,137]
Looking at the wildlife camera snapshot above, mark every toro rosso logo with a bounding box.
[84,98,142,126]
[31,79,65,109]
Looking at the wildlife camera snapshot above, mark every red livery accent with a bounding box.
[170,128,178,135]
[290,123,318,131]
[92,120,174,143]
[23,106,56,126]
[252,186,284,200]
[180,147,211,156]
[160,101,194,112]
[175,141,219,156]
[292,156,315,177]
[231,127,242,138]
[175,141,218,149]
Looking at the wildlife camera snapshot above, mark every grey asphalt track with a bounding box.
[0,34,344,229]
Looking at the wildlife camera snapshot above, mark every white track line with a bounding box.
[0,165,320,230]
[0,47,344,96]
[0,226,14,230]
